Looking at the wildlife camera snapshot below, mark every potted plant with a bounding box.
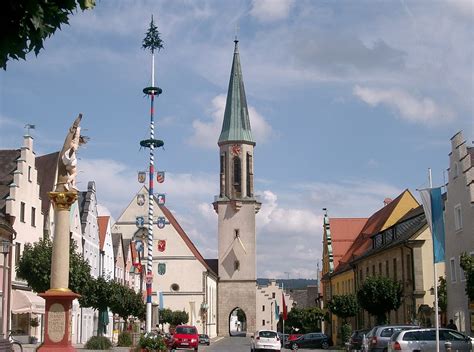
[30,317,39,344]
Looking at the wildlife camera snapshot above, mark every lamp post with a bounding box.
[0,240,10,339]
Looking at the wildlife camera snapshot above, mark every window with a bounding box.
[15,243,21,266]
[454,204,462,231]
[31,207,36,227]
[272,292,275,299]
[366,267,369,278]
[378,263,382,275]
[393,258,397,281]
[246,153,253,197]
[359,269,363,282]
[233,157,241,194]
[450,258,457,282]
[374,235,383,248]
[28,166,32,182]
[385,260,389,276]
[20,202,25,222]
[171,283,180,291]
[262,320,265,326]
[262,305,265,312]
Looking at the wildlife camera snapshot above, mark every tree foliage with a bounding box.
[286,307,325,333]
[437,276,447,313]
[16,237,92,294]
[170,310,189,326]
[357,276,403,324]
[460,253,474,300]
[159,308,173,326]
[142,16,164,54]
[327,294,359,323]
[0,0,95,69]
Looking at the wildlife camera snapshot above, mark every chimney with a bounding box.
[384,198,393,206]
[23,134,33,150]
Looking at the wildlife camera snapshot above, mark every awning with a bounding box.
[12,289,45,314]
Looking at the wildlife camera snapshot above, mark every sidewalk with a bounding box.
[22,344,131,351]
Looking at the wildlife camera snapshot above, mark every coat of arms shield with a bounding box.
[137,194,145,206]
[158,263,166,275]
[157,240,166,252]
[138,171,146,183]
[157,216,166,229]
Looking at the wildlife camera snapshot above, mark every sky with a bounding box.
[1,0,473,279]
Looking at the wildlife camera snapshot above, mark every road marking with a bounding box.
[212,336,224,343]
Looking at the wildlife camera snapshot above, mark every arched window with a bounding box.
[246,153,253,197]
[233,157,241,195]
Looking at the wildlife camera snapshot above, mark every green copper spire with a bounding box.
[218,40,255,145]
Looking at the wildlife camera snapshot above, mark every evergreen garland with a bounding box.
[142,16,164,53]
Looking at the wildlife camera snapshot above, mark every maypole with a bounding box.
[141,15,164,333]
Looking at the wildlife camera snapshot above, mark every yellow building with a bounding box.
[324,190,419,344]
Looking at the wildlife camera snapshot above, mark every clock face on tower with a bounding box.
[231,144,241,156]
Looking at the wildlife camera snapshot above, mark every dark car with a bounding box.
[350,329,370,350]
[286,332,330,350]
[277,332,289,346]
[199,333,210,345]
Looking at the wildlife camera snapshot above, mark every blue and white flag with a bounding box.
[159,291,164,309]
[419,187,445,263]
[275,302,280,321]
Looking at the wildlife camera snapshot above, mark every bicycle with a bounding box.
[8,331,23,352]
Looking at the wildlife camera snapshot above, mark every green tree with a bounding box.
[236,309,246,323]
[16,237,93,294]
[437,276,447,313]
[1,0,95,69]
[327,294,359,323]
[357,276,403,324]
[142,16,164,53]
[286,307,305,333]
[170,310,189,326]
[108,280,145,321]
[460,253,474,300]
[302,307,325,332]
[159,308,173,329]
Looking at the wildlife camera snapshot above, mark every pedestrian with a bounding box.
[447,319,458,331]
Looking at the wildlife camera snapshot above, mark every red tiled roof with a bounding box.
[329,218,368,269]
[333,189,414,273]
[159,205,217,277]
[97,216,109,251]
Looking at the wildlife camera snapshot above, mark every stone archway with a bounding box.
[229,307,247,337]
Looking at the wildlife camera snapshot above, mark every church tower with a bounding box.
[214,39,261,336]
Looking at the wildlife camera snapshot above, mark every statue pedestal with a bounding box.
[37,290,80,352]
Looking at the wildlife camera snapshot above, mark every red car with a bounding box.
[170,325,199,351]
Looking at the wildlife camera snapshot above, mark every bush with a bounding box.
[117,331,133,347]
[138,333,168,352]
[85,336,112,350]
[340,323,352,344]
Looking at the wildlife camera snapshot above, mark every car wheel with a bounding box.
[291,342,299,350]
[322,341,329,349]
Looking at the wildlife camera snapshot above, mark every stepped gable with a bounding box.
[159,204,217,277]
[0,149,21,212]
[35,152,59,216]
[334,189,415,274]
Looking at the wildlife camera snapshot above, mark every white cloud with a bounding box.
[353,85,455,125]
[250,0,294,22]
[190,95,273,148]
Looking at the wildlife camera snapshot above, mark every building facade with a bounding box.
[445,131,474,334]
[256,281,293,332]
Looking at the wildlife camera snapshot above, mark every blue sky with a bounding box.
[1,0,472,279]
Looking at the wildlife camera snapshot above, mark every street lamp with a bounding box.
[0,240,11,339]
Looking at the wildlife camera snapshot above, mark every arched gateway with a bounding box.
[213,39,261,337]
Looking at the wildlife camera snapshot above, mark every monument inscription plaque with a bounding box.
[48,303,65,343]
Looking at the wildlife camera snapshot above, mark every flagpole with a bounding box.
[430,168,440,352]
[282,282,285,339]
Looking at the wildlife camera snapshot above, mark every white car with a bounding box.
[251,330,281,351]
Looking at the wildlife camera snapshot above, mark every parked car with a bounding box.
[286,332,330,350]
[198,333,210,345]
[350,329,371,350]
[367,325,419,352]
[277,332,289,346]
[251,330,281,351]
[170,325,199,351]
[388,328,472,352]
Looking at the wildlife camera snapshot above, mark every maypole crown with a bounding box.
[142,15,164,54]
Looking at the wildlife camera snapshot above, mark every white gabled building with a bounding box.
[256,281,294,332]
[78,181,100,342]
[0,134,45,343]
[112,186,218,337]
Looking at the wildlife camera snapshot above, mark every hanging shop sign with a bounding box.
[157,171,165,183]
[138,171,146,183]
[156,193,166,205]
[157,240,166,252]
[157,216,166,229]
[136,194,145,206]
[158,263,166,275]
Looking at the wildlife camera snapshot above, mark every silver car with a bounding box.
[388,328,472,352]
[367,325,420,352]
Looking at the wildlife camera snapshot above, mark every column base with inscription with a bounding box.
[37,289,80,352]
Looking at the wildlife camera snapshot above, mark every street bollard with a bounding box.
[445,340,452,352]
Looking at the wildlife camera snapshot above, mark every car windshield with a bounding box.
[176,327,197,334]
[259,331,277,338]
[199,334,208,338]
